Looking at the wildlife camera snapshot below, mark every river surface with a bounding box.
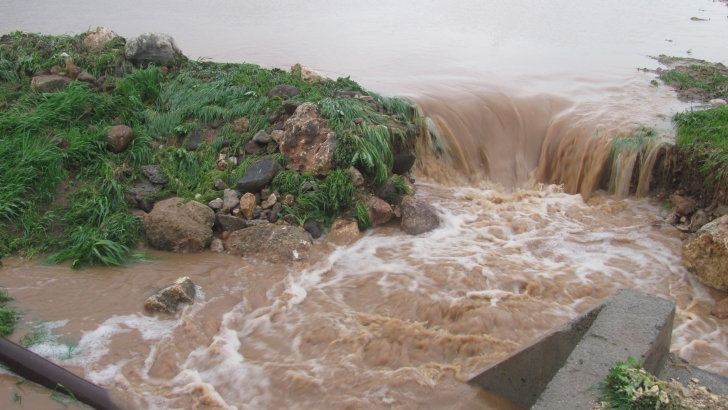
[1,0,728,409]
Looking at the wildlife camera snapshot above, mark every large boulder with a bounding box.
[683,215,728,291]
[236,157,282,193]
[30,75,71,93]
[400,196,440,235]
[280,103,336,175]
[107,125,134,153]
[225,224,312,264]
[84,27,119,50]
[144,277,196,313]
[392,150,417,175]
[124,32,181,67]
[144,198,215,252]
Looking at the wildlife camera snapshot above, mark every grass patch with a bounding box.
[0,288,20,337]
[597,357,680,409]
[674,105,728,188]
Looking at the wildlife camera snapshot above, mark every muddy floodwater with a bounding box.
[1,0,728,409]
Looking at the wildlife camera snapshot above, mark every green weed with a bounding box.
[674,106,728,188]
[598,357,680,409]
[0,288,20,337]
[354,202,371,231]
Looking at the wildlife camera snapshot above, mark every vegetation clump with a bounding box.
[0,288,20,337]
[0,30,422,267]
[597,358,679,410]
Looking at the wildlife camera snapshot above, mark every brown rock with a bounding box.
[222,231,230,240]
[672,194,697,216]
[283,194,295,206]
[84,27,119,50]
[245,140,261,154]
[107,125,134,153]
[400,196,440,235]
[65,58,79,79]
[711,298,728,319]
[261,194,277,209]
[210,239,225,253]
[690,209,710,232]
[348,166,364,186]
[232,117,250,133]
[270,130,284,145]
[30,74,71,92]
[328,218,361,245]
[225,224,312,264]
[143,198,215,252]
[280,102,336,175]
[239,193,256,220]
[366,196,394,227]
[144,277,196,313]
[683,215,728,291]
[77,71,96,83]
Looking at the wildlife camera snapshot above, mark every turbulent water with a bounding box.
[1,0,728,409]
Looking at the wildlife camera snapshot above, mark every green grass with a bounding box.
[659,64,728,100]
[0,30,421,266]
[354,202,371,231]
[674,106,728,188]
[598,357,681,409]
[0,288,20,337]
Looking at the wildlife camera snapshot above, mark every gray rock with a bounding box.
[141,165,169,184]
[400,196,440,235]
[217,213,249,233]
[210,238,225,253]
[138,198,154,213]
[376,179,395,200]
[236,157,282,193]
[107,125,134,153]
[30,75,71,93]
[268,85,300,99]
[184,130,204,150]
[77,71,96,84]
[209,118,224,129]
[214,178,229,191]
[690,209,710,232]
[124,32,181,67]
[225,224,312,264]
[253,130,272,144]
[143,198,215,252]
[221,189,240,213]
[144,277,196,313]
[392,150,416,175]
[208,198,223,210]
[128,178,162,202]
[304,220,322,239]
[283,100,302,115]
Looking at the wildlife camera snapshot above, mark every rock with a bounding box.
[283,194,295,206]
[270,130,284,145]
[268,107,285,124]
[143,198,215,253]
[400,196,440,235]
[268,84,300,99]
[216,213,249,232]
[30,75,71,92]
[253,130,271,144]
[245,140,261,154]
[392,150,417,175]
[216,159,228,171]
[128,178,162,202]
[283,100,302,115]
[690,209,710,232]
[185,130,204,150]
[253,206,263,219]
[710,99,727,106]
[353,117,364,125]
[682,215,728,291]
[239,193,257,220]
[208,198,223,210]
[141,165,168,184]
[280,102,336,175]
[672,194,696,216]
[77,71,96,83]
[261,188,272,199]
[711,298,728,319]
[138,198,154,213]
[222,231,230,240]
[124,32,181,67]
[261,194,277,209]
[266,141,279,154]
[225,224,312,264]
[366,196,394,227]
[65,58,79,79]
[209,118,224,129]
[376,179,395,200]
[292,64,326,83]
[236,157,282,193]
[214,178,229,191]
[232,117,250,133]
[304,220,322,239]
[284,214,296,224]
[209,239,224,253]
[107,125,134,153]
[144,277,196,313]
[83,27,119,50]
[328,218,361,245]
[268,205,280,223]
[221,189,240,213]
[348,166,364,186]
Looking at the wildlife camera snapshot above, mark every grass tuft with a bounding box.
[674,106,728,188]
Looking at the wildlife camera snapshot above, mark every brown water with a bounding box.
[2,0,728,409]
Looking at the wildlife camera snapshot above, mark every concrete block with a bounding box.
[468,289,675,410]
